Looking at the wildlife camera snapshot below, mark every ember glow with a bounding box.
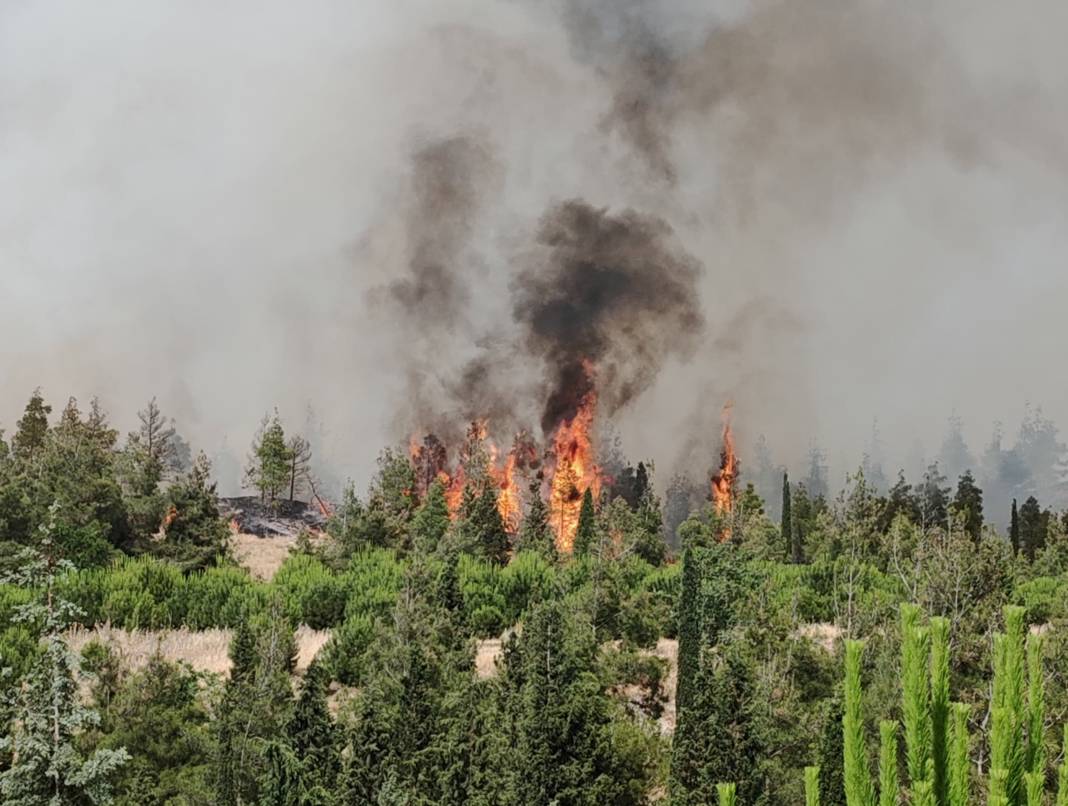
[711,401,737,541]
[549,389,601,553]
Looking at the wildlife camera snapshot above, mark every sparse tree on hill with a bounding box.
[245,412,291,505]
[286,434,312,502]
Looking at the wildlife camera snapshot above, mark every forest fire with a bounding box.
[711,402,737,541]
[548,390,601,553]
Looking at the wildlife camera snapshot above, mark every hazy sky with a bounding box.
[4,0,1068,493]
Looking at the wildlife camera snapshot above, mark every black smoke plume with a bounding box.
[513,200,704,435]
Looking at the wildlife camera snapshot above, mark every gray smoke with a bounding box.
[4,0,1068,496]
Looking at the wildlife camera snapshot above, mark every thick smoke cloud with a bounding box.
[513,200,704,434]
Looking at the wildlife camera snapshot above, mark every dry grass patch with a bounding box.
[67,623,331,677]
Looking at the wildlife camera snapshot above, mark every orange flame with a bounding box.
[162,505,178,533]
[711,401,737,541]
[549,389,600,553]
[493,451,521,533]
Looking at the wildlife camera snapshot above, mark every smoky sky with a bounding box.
[4,0,1068,495]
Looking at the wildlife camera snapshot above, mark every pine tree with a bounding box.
[515,477,556,560]
[160,451,228,570]
[126,397,178,495]
[246,411,291,504]
[919,463,951,531]
[634,487,667,565]
[12,388,52,464]
[288,662,340,796]
[818,694,848,806]
[781,472,794,562]
[1019,497,1047,562]
[572,487,597,557]
[411,478,451,555]
[952,470,984,543]
[459,482,509,564]
[285,434,313,502]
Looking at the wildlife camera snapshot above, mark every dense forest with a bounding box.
[4,389,1068,804]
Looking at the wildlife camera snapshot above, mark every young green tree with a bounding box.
[159,452,228,570]
[125,397,178,496]
[457,482,509,564]
[245,412,291,505]
[878,721,898,806]
[843,640,875,806]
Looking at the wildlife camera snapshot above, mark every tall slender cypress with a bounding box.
[1010,499,1020,556]
[781,472,793,561]
[930,617,951,806]
[844,640,875,806]
[879,721,899,806]
[901,604,932,790]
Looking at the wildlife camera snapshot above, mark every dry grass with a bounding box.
[67,623,331,677]
[228,531,299,580]
[795,622,844,653]
[475,638,503,679]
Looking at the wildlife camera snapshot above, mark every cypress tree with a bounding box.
[289,662,340,792]
[878,720,899,806]
[952,470,984,543]
[781,472,794,562]
[843,640,875,806]
[1010,499,1020,556]
[807,766,823,806]
[572,488,597,557]
[818,693,848,806]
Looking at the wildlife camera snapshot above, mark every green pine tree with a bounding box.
[781,472,794,562]
[572,488,598,557]
[515,477,556,561]
[411,478,450,555]
[12,388,52,464]
[952,470,984,543]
